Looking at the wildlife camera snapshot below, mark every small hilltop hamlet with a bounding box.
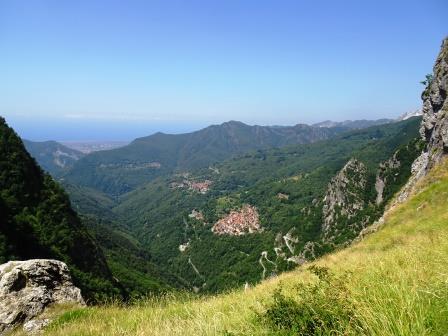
[212,205,261,235]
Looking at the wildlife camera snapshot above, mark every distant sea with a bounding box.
[4,115,209,142]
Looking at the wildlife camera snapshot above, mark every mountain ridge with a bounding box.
[63,119,398,196]
[23,139,85,176]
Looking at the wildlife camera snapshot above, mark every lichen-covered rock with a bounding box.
[22,318,51,335]
[322,158,368,239]
[0,259,85,335]
[420,37,448,169]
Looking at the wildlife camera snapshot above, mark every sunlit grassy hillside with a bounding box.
[28,159,448,335]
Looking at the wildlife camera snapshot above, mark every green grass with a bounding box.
[40,159,448,335]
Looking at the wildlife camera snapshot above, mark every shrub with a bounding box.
[260,266,360,335]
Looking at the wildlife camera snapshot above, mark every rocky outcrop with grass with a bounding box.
[375,153,401,205]
[398,38,448,202]
[322,158,368,241]
[0,259,85,335]
[420,37,448,169]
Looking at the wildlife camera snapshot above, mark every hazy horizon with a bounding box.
[1,0,446,141]
[5,114,407,142]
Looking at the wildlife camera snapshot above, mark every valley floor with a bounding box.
[20,160,448,335]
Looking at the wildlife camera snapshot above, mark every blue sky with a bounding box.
[0,0,446,141]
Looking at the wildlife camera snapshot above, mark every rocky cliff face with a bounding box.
[420,38,448,169]
[0,259,85,335]
[375,153,401,205]
[396,38,448,202]
[322,158,368,240]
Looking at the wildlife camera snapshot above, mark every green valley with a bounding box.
[2,3,447,335]
[32,148,448,336]
[63,117,422,294]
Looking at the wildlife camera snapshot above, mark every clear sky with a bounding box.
[1,0,446,141]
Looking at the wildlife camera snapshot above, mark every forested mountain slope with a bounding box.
[41,135,448,336]
[0,118,120,301]
[23,140,84,176]
[63,121,358,195]
[30,117,419,295]
[95,117,422,293]
[1,118,183,299]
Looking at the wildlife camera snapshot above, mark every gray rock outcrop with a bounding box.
[322,158,368,240]
[420,37,448,169]
[375,153,401,205]
[396,38,448,203]
[0,259,85,335]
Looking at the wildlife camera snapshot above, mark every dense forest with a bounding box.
[63,121,363,196]
[0,117,121,301]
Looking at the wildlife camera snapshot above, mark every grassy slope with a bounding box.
[38,159,448,335]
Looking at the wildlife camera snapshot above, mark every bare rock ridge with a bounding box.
[420,37,448,169]
[359,38,448,240]
[0,259,85,335]
[375,153,401,205]
[322,158,368,240]
[398,37,448,202]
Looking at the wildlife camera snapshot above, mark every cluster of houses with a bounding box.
[212,205,261,235]
[170,179,212,194]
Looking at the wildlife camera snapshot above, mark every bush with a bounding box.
[260,266,360,335]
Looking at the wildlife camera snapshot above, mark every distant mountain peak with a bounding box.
[219,120,247,127]
[397,109,423,121]
[23,139,85,176]
[312,118,394,129]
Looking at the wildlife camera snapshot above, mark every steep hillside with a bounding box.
[63,121,353,195]
[81,215,187,297]
[37,154,448,336]
[60,183,186,296]
[23,140,84,176]
[0,118,119,301]
[107,118,421,293]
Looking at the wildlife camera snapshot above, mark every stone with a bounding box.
[22,318,51,335]
[0,259,85,335]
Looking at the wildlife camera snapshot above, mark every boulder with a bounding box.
[0,259,85,335]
